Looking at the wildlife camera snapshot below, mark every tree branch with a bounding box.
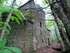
[0,0,16,41]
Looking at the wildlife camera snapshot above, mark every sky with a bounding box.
[7,0,43,6]
[17,0,43,6]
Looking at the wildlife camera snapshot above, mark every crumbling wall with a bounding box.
[7,0,50,53]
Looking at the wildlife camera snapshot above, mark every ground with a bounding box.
[34,43,62,53]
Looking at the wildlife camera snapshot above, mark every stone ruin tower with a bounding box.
[7,0,51,53]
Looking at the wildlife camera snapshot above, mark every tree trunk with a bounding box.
[48,0,70,41]
[53,13,70,49]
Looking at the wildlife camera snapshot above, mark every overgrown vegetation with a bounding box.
[0,0,26,53]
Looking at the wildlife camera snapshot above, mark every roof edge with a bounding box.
[18,0,34,9]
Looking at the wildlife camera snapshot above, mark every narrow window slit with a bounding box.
[40,21,42,27]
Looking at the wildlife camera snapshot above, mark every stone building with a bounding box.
[7,0,51,53]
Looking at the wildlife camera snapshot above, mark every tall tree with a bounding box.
[48,0,70,51]
[53,13,70,49]
[48,0,70,41]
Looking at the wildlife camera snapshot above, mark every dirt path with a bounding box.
[35,43,62,53]
[35,47,61,53]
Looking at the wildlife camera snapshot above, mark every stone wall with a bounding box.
[7,0,50,53]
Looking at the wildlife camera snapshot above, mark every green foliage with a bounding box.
[0,49,12,53]
[10,10,24,24]
[45,18,60,42]
[46,20,55,28]
[0,0,24,24]
[0,0,8,13]
[0,27,3,30]
[5,29,10,34]
[43,0,49,4]
[13,10,23,22]
[52,35,59,42]
[0,22,11,34]
[3,47,22,53]
[0,38,22,53]
[0,0,25,53]
[0,22,4,24]
[0,38,7,48]
[23,10,31,17]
